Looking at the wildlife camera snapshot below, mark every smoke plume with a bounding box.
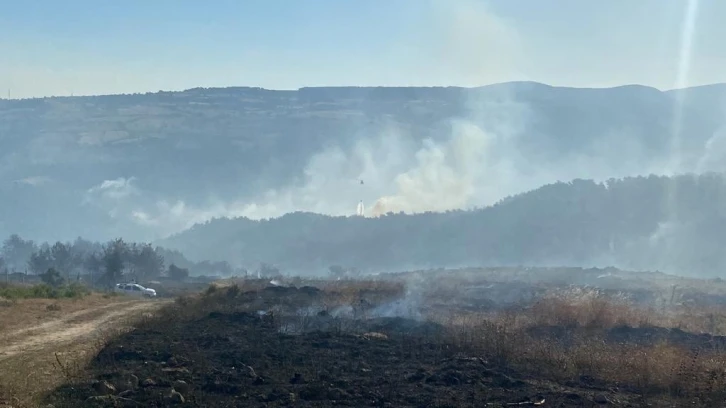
[79,0,722,241]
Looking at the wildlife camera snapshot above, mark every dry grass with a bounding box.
[0,296,167,407]
[0,335,110,407]
[0,293,135,336]
[523,290,726,334]
[438,294,726,405]
[319,279,405,309]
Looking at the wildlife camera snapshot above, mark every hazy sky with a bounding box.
[2,0,724,98]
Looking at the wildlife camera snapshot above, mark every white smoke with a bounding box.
[78,0,712,241]
[83,177,141,220]
[86,177,138,200]
[90,95,692,240]
[369,272,427,320]
[370,121,509,216]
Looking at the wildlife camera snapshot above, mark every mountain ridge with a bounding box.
[2,81,726,244]
[7,79,715,101]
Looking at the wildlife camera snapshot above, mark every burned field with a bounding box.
[44,270,726,407]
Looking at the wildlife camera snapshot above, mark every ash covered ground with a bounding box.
[44,267,726,407]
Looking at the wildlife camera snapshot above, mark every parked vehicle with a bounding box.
[114,282,157,298]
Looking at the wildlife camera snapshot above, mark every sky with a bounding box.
[1,0,725,98]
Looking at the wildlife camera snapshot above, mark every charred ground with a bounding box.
[43,269,726,407]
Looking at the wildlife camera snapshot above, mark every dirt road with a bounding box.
[0,298,171,407]
[0,299,167,361]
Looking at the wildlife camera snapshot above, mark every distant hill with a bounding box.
[159,173,726,278]
[2,82,726,242]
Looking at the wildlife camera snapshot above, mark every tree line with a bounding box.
[0,235,238,287]
[160,173,726,277]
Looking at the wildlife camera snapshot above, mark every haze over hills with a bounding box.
[3,81,726,268]
[160,173,726,278]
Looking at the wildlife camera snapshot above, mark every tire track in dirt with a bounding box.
[0,301,131,341]
[0,300,169,361]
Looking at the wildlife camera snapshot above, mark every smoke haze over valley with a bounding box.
[0,83,724,237]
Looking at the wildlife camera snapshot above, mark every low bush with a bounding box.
[0,282,90,300]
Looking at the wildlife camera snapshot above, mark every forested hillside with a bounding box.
[160,173,726,277]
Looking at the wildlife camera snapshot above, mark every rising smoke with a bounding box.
[84,0,726,243]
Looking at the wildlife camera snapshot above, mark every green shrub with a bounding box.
[58,283,90,298]
[0,282,90,300]
[40,268,65,287]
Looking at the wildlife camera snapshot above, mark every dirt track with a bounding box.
[0,299,168,361]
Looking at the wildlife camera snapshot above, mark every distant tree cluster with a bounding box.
[0,235,236,287]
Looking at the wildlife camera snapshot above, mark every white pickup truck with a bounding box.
[113,283,157,298]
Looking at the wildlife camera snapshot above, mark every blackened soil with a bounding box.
[45,309,642,407]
